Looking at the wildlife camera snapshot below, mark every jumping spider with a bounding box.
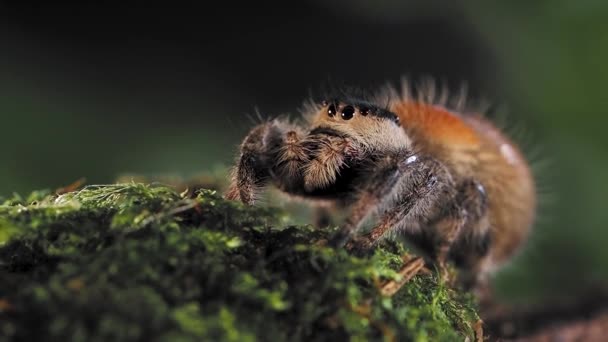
[225,84,536,290]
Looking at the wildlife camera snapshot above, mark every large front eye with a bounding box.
[341,105,355,120]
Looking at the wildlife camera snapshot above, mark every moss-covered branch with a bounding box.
[0,184,479,341]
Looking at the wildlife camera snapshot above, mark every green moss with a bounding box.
[0,184,478,341]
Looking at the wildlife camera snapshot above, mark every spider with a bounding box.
[225,83,536,291]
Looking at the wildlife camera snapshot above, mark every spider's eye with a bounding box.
[359,106,369,116]
[327,104,336,117]
[341,105,355,120]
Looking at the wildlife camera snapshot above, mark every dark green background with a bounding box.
[1,1,607,303]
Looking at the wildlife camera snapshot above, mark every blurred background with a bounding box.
[1,1,607,304]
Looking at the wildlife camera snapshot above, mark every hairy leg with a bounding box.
[344,155,455,251]
[329,151,426,247]
[337,155,454,289]
[431,209,467,282]
[225,120,305,205]
[445,180,490,288]
[352,178,489,286]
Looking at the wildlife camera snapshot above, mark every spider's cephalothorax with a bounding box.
[225,84,536,290]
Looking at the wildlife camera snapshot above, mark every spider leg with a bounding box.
[225,120,305,205]
[432,210,467,283]
[353,177,489,286]
[434,181,488,283]
[447,180,491,289]
[329,151,425,248]
[341,155,455,251]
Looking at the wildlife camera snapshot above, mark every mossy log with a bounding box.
[0,183,480,341]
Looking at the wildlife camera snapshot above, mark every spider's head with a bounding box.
[306,99,409,151]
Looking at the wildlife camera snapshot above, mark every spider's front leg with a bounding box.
[225,120,306,205]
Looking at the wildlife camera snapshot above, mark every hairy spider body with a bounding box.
[225,84,536,289]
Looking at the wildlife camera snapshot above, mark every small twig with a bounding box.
[380,257,425,297]
[139,200,200,227]
[55,177,87,195]
[474,319,484,342]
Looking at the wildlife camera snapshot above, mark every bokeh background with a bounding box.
[1,1,607,304]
